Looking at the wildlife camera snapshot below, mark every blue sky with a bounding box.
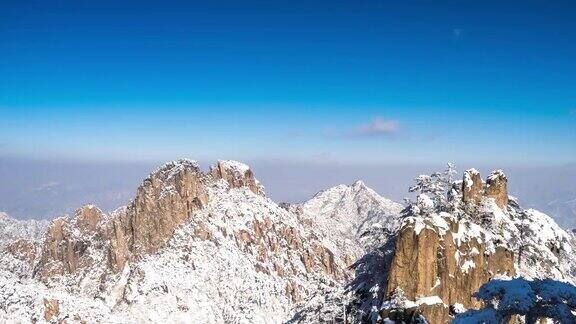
[1,0,575,165]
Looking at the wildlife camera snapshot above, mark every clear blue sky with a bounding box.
[1,0,575,165]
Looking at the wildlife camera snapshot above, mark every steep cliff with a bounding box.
[345,167,576,324]
[0,159,402,323]
[383,217,515,323]
[2,164,573,323]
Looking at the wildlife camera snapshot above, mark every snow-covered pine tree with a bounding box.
[453,278,576,324]
[408,162,457,210]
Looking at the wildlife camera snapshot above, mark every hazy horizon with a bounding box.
[1,156,574,229]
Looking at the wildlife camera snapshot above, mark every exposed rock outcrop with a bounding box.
[118,160,209,267]
[36,206,105,280]
[462,169,483,205]
[210,160,265,196]
[4,239,37,265]
[43,298,59,321]
[18,158,353,323]
[33,160,212,276]
[462,169,509,209]
[343,168,523,324]
[485,170,508,209]
[385,219,515,323]
[73,205,103,234]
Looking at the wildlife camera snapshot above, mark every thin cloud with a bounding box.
[353,117,400,137]
[452,28,464,40]
[35,181,61,192]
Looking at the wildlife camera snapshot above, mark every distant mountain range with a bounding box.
[1,160,575,323]
[1,158,575,230]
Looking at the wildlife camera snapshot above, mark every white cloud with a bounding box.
[353,117,399,137]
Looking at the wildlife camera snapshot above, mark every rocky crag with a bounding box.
[0,159,401,323]
[1,163,574,323]
[343,168,576,323]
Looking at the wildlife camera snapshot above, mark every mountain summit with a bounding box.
[0,159,401,323]
[1,161,574,323]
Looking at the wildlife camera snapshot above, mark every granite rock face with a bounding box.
[36,206,105,280]
[1,159,367,323]
[34,160,211,276]
[462,169,509,209]
[385,219,515,323]
[4,239,37,265]
[462,168,483,205]
[485,170,509,209]
[342,169,556,324]
[209,160,265,196]
[112,160,209,270]
[43,298,59,321]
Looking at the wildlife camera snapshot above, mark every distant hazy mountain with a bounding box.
[0,157,574,229]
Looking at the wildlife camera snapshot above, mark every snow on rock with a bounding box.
[209,159,265,196]
[463,168,480,189]
[452,302,467,314]
[346,166,576,324]
[2,163,575,324]
[292,180,403,264]
[415,295,445,306]
[485,170,509,209]
[455,278,576,323]
[0,212,48,247]
[1,159,401,323]
[462,168,483,205]
[270,180,404,323]
[217,159,251,174]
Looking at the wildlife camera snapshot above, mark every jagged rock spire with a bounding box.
[461,169,509,209]
[209,160,265,196]
[462,168,483,205]
[485,170,508,209]
[34,159,267,276]
[110,159,209,271]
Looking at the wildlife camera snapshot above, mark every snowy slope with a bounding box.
[0,161,405,323]
[294,181,403,262]
[4,163,572,324]
[287,181,404,323]
[339,168,576,323]
[0,212,48,246]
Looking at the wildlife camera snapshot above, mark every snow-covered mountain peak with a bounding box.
[145,158,201,183]
[209,159,265,196]
[216,159,251,174]
[0,159,371,323]
[3,163,574,323]
[351,179,366,188]
[295,181,403,265]
[307,180,396,208]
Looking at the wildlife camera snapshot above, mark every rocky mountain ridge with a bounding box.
[344,168,576,323]
[0,159,402,323]
[1,161,575,323]
[0,212,48,246]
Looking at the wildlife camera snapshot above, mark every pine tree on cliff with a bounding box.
[408,162,457,208]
